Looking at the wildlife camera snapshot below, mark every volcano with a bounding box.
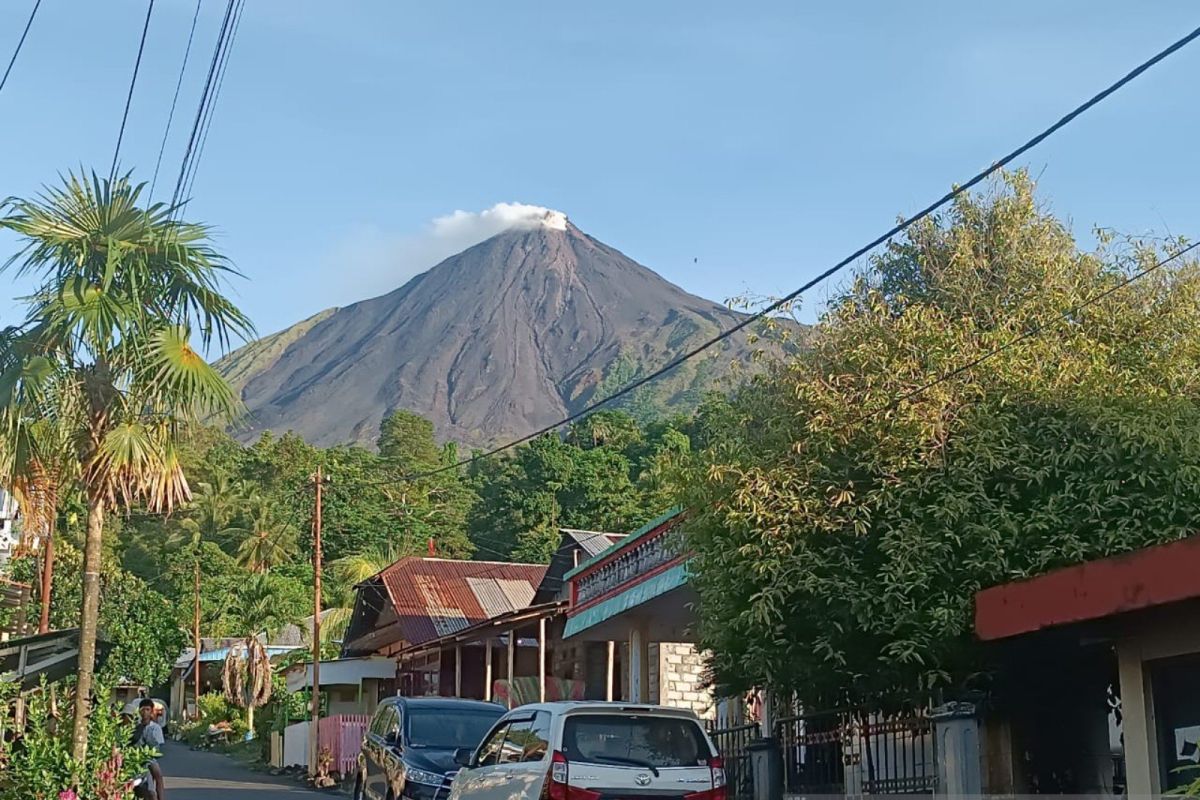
[219,213,781,447]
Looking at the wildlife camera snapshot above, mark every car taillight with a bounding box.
[545,751,601,800]
[685,757,727,800]
[709,756,726,789]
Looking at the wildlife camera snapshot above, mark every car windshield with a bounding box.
[406,707,503,750]
[563,715,710,769]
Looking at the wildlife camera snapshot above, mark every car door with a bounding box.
[382,703,406,797]
[500,712,553,800]
[364,706,398,799]
[450,720,509,800]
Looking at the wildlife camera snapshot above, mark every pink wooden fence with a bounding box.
[318,714,370,777]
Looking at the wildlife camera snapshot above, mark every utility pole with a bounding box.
[38,527,54,634]
[308,465,326,778]
[38,506,64,635]
[193,552,201,719]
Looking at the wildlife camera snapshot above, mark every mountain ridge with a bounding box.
[218,220,784,448]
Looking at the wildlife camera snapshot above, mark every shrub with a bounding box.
[0,683,156,800]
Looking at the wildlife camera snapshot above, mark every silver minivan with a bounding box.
[448,702,725,800]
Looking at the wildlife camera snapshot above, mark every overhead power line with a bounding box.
[171,0,238,210]
[0,0,42,98]
[150,0,202,201]
[387,23,1200,484]
[111,0,157,180]
[179,0,245,204]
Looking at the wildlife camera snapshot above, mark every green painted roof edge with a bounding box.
[563,561,690,638]
[563,506,685,581]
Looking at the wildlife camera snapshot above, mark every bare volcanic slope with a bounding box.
[220,215,773,448]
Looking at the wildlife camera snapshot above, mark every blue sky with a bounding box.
[1,1,1198,342]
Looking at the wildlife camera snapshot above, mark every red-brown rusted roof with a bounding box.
[376,557,546,647]
[975,535,1200,641]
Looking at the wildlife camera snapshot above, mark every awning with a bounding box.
[284,657,396,692]
[0,628,112,692]
[975,535,1200,641]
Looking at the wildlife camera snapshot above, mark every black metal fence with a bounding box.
[708,722,759,800]
[775,709,936,796]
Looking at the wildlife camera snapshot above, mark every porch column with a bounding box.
[455,646,462,697]
[1118,640,1160,796]
[606,641,615,702]
[507,631,516,707]
[538,617,547,702]
[485,643,493,701]
[629,622,650,703]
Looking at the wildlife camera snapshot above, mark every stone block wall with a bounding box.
[655,642,713,719]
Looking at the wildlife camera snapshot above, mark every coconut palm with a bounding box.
[233,497,300,573]
[0,172,252,760]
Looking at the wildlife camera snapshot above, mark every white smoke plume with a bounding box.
[328,202,569,300]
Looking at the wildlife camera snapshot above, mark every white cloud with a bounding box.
[327,202,569,301]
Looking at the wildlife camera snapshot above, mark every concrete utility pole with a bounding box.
[308,466,326,778]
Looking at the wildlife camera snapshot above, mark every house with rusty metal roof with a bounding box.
[341,557,547,659]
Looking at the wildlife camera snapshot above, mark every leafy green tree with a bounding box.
[233,495,300,573]
[0,173,251,758]
[683,173,1200,708]
[379,409,442,470]
[11,539,186,688]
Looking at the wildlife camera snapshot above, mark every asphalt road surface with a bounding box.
[159,741,326,798]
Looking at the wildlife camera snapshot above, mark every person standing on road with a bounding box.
[133,698,167,800]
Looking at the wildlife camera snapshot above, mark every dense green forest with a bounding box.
[8,406,701,688]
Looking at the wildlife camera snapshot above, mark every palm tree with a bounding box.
[0,378,80,633]
[0,172,252,761]
[183,473,244,548]
[233,497,300,573]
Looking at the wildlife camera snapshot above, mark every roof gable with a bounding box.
[362,557,546,649]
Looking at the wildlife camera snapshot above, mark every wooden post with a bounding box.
[309,465,325,777]
[507,630,515,708]
[538,617,547,703]
[484,643,493,701]
[606,641,615,702]
[455,646,463,697]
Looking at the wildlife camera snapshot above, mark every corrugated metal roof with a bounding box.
[561,529,626,557]
[378,557,546,647]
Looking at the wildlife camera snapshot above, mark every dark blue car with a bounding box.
[355,697,506,800]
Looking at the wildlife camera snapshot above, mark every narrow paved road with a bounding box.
[159,741,326,798]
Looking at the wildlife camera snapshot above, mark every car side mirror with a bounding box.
[453,747,472,767]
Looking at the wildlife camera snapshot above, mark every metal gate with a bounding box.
[708,722,759,800]
[775,709,936,796]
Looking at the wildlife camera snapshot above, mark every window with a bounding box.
[408,707,506,750]
[522,712,552,762]
[562,714,711,769]
[386,707,402,742]
[475,723,509,768]
[372,706,397,737]
[500,717,545,764]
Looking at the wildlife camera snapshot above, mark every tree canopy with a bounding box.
[682,173,1200,707]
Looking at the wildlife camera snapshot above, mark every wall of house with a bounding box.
[326,685,364,717]
[656,642,713,719]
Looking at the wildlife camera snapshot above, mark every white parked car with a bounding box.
[448,702,725,800]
